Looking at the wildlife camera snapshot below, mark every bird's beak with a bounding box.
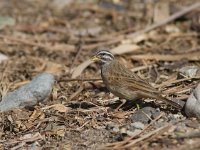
[91,56,100,62]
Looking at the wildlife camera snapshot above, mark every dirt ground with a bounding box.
[0,0,200,149]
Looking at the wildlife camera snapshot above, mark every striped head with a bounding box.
[91,48,115,65]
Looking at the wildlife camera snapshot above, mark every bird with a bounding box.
[91,48,185,110]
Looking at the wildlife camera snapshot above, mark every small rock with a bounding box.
[174,122,187,136]
[130,122,145,130]
[112,127,120,133]
[51,0,73,11]
[0,73,54,112]
[126,129,141,137]
[0,53,8,63]
[185,119,199,129]
[153,119,166,128]
[120,127,127,134]
[0,16,15,29]
[185,83,200,119]
[130,107,160,124]
[179,65,200,78]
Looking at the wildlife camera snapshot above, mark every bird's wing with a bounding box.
[105,61,184,109]
[109,61,159,93]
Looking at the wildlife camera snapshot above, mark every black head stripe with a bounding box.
[97,50,114,59]
[94,48,115,65]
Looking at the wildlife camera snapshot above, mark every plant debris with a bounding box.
[0,0,200,149]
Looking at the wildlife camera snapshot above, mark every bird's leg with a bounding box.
[115,99,127,111]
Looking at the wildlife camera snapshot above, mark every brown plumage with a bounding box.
[91,49,185,110]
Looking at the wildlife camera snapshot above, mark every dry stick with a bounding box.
[127,2,200,39]
[0,35,75,51]
[103,112,164,149]
[0,35,50,49]
[155,77,200,89]
[67,85,84,101]
[123,124,172,148]
[131,51,200,61]
[114,112,165,148]
[58,78,101,82]
[82,35,124,50]
[70,38,83,72]
[103,124,171,150]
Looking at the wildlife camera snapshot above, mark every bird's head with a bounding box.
[91,48,114,65]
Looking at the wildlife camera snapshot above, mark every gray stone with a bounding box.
[130,122,145,129]
[130,107,160,124]
[185,83,200,120]
[0,73,54,112]
[179,65,199,78]
[112,127,120,133]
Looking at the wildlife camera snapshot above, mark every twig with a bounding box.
[102,112,164,149]
[68,85,84,101]
[0,35,75,51]
[156,77,200,89]
[177,131,200,139]
[131,65,153,72]
[82,35,124,50]
[127,2,200,38]
[122,124,172,148]
[131,50,200,61]
[70,37,84,72]
[58,78,101,82]
[102,123,171,149]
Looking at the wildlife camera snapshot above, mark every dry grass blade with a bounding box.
[155,77,200,89]
[102,112,164,149]
[0,35,75,51]
[58,78,101,82]
[0,53,8,63]
[122,124,172,148]
[131,51,200,61]
[70,39,83,72]
[71,59,93,78]
[127,2,200,38]
[41,104,70,113]
[110,44,140,55]
[102,124,172,149]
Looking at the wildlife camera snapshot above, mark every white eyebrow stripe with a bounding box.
[97,50,114,58]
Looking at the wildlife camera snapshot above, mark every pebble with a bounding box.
[130,122,145,130]
[179,65,200,78]
[185,83,200,120]
[0,73,54,112]
[130,107,160,124]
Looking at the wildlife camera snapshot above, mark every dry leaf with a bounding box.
[45,61,65,76]
[52,104,69,112]
[42,104,70,113]
[110,44,140,55]
[113,112,126,119]
[20,132,43,142]
[56,129,65,137]
[131,51,200,61]
[71,59,93,78]
[154,1,170,23]
[70,26,102,36]
[131,34,149,43]
[51,43,75,51]
[0,53,8,63]
[28,109,44,122]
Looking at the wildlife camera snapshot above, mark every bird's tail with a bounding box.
[156,95,185,110]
